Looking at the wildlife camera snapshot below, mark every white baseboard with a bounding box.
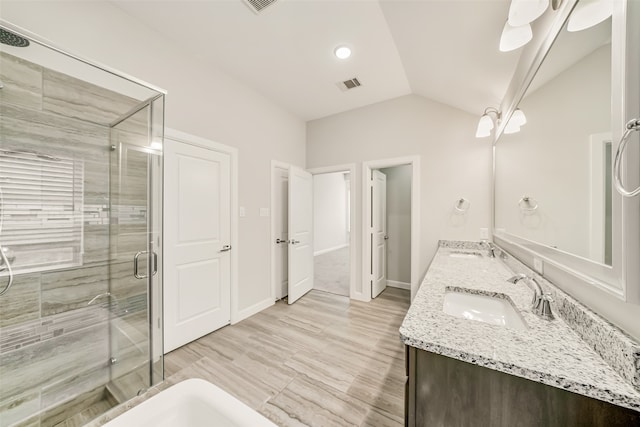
[387,280,411,290]
[314,243,349,257]
[232,297,274,324]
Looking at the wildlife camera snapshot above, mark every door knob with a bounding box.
[384,235,389,240]
[276,239,287,244]
[220,245,232,252]
[289,239,300,245]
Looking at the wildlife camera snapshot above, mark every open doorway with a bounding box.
[271,162,357,302]
[313,171,351,296]
[363,156,420,300]
[379,166,412,292]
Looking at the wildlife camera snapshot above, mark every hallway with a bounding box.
[314,246,350,297]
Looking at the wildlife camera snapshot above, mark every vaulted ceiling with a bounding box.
[112,0,521,121]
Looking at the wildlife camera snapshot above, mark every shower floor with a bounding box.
[24,386,118,427]
[49,395,116,427]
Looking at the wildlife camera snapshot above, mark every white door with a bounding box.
[164,139,231,353]
[288,166,314,304]
[273,166,289,299]
[372,170,387,298]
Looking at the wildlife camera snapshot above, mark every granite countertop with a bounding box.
[399,243,640,412]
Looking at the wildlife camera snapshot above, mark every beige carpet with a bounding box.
[314,246,350,296]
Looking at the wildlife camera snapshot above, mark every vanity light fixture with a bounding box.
[499,21,533,52]
[508,0,549,27]
[500,0,552,52]
[334,45,351,60]
[503,108,527,134]
[567,0,613,32]
[511,108,527,126]
[503,120,521,134]
[475,107,501,138]
[476,107,526,138]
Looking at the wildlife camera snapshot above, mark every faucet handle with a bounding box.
[535,294,554,321]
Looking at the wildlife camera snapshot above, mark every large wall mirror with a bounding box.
[494,0,640,303]
[495,16,612,264]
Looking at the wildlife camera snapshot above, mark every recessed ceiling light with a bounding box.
[334,46,351,60]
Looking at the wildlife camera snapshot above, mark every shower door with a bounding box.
[108,96,163,401]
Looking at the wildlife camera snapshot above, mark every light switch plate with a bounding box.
[534,258,544,274]
[260,208,270,217]
[239,207,246,217]
[479,228,489,240]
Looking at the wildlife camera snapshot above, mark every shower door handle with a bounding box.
[151,252,158,277]
[134,251,158,279]
[134,251,147,279]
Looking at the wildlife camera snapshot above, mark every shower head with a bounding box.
[0,28,30,48]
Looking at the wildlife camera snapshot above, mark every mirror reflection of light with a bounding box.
[567,0,613,32]
[508,0,549,27]
[504,121,521,134]
[499,21,533,52]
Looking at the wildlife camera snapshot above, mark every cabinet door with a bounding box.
[408,349,640,427]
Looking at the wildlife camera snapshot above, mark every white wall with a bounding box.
[381,166,411,284]
[313,172,349,255]
[307,94,492,292]
[1,1,306,317]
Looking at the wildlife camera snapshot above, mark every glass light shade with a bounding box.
[567,0,613,32]
[508,0,549,27]
[504,119,521,134]
[499,21,533,52]
[511,109,527,126]
[475,114,494,138]
[334,46,351,59]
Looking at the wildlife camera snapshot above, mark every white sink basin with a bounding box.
[443,291,527,331]
[449,252,481,259]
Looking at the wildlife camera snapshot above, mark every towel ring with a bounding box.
[454,198,470,213]
[613,118,640,197]
[518,196,538,213]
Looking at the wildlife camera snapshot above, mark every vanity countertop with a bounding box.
[399,242,640,412]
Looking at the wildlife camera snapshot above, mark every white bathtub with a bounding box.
[103,378,277,427]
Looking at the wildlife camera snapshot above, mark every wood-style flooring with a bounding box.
[164,287,411,427]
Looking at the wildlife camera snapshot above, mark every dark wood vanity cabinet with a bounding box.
[405,346,640,427]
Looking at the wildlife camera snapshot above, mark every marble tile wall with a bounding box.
[0,51,152,426]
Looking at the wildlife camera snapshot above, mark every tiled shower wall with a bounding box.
[0,51,145,426]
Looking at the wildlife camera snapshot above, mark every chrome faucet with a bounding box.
[481,241,496,258]
[507,274,554,320]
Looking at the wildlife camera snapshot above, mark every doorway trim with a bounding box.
[308,164,358,300]
[363,156,421,301]
[164,128,240,323]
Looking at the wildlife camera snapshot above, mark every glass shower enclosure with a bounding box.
[0,22,164,426]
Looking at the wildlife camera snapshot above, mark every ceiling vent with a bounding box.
[243,0,278,14]
[337,77,362,92]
